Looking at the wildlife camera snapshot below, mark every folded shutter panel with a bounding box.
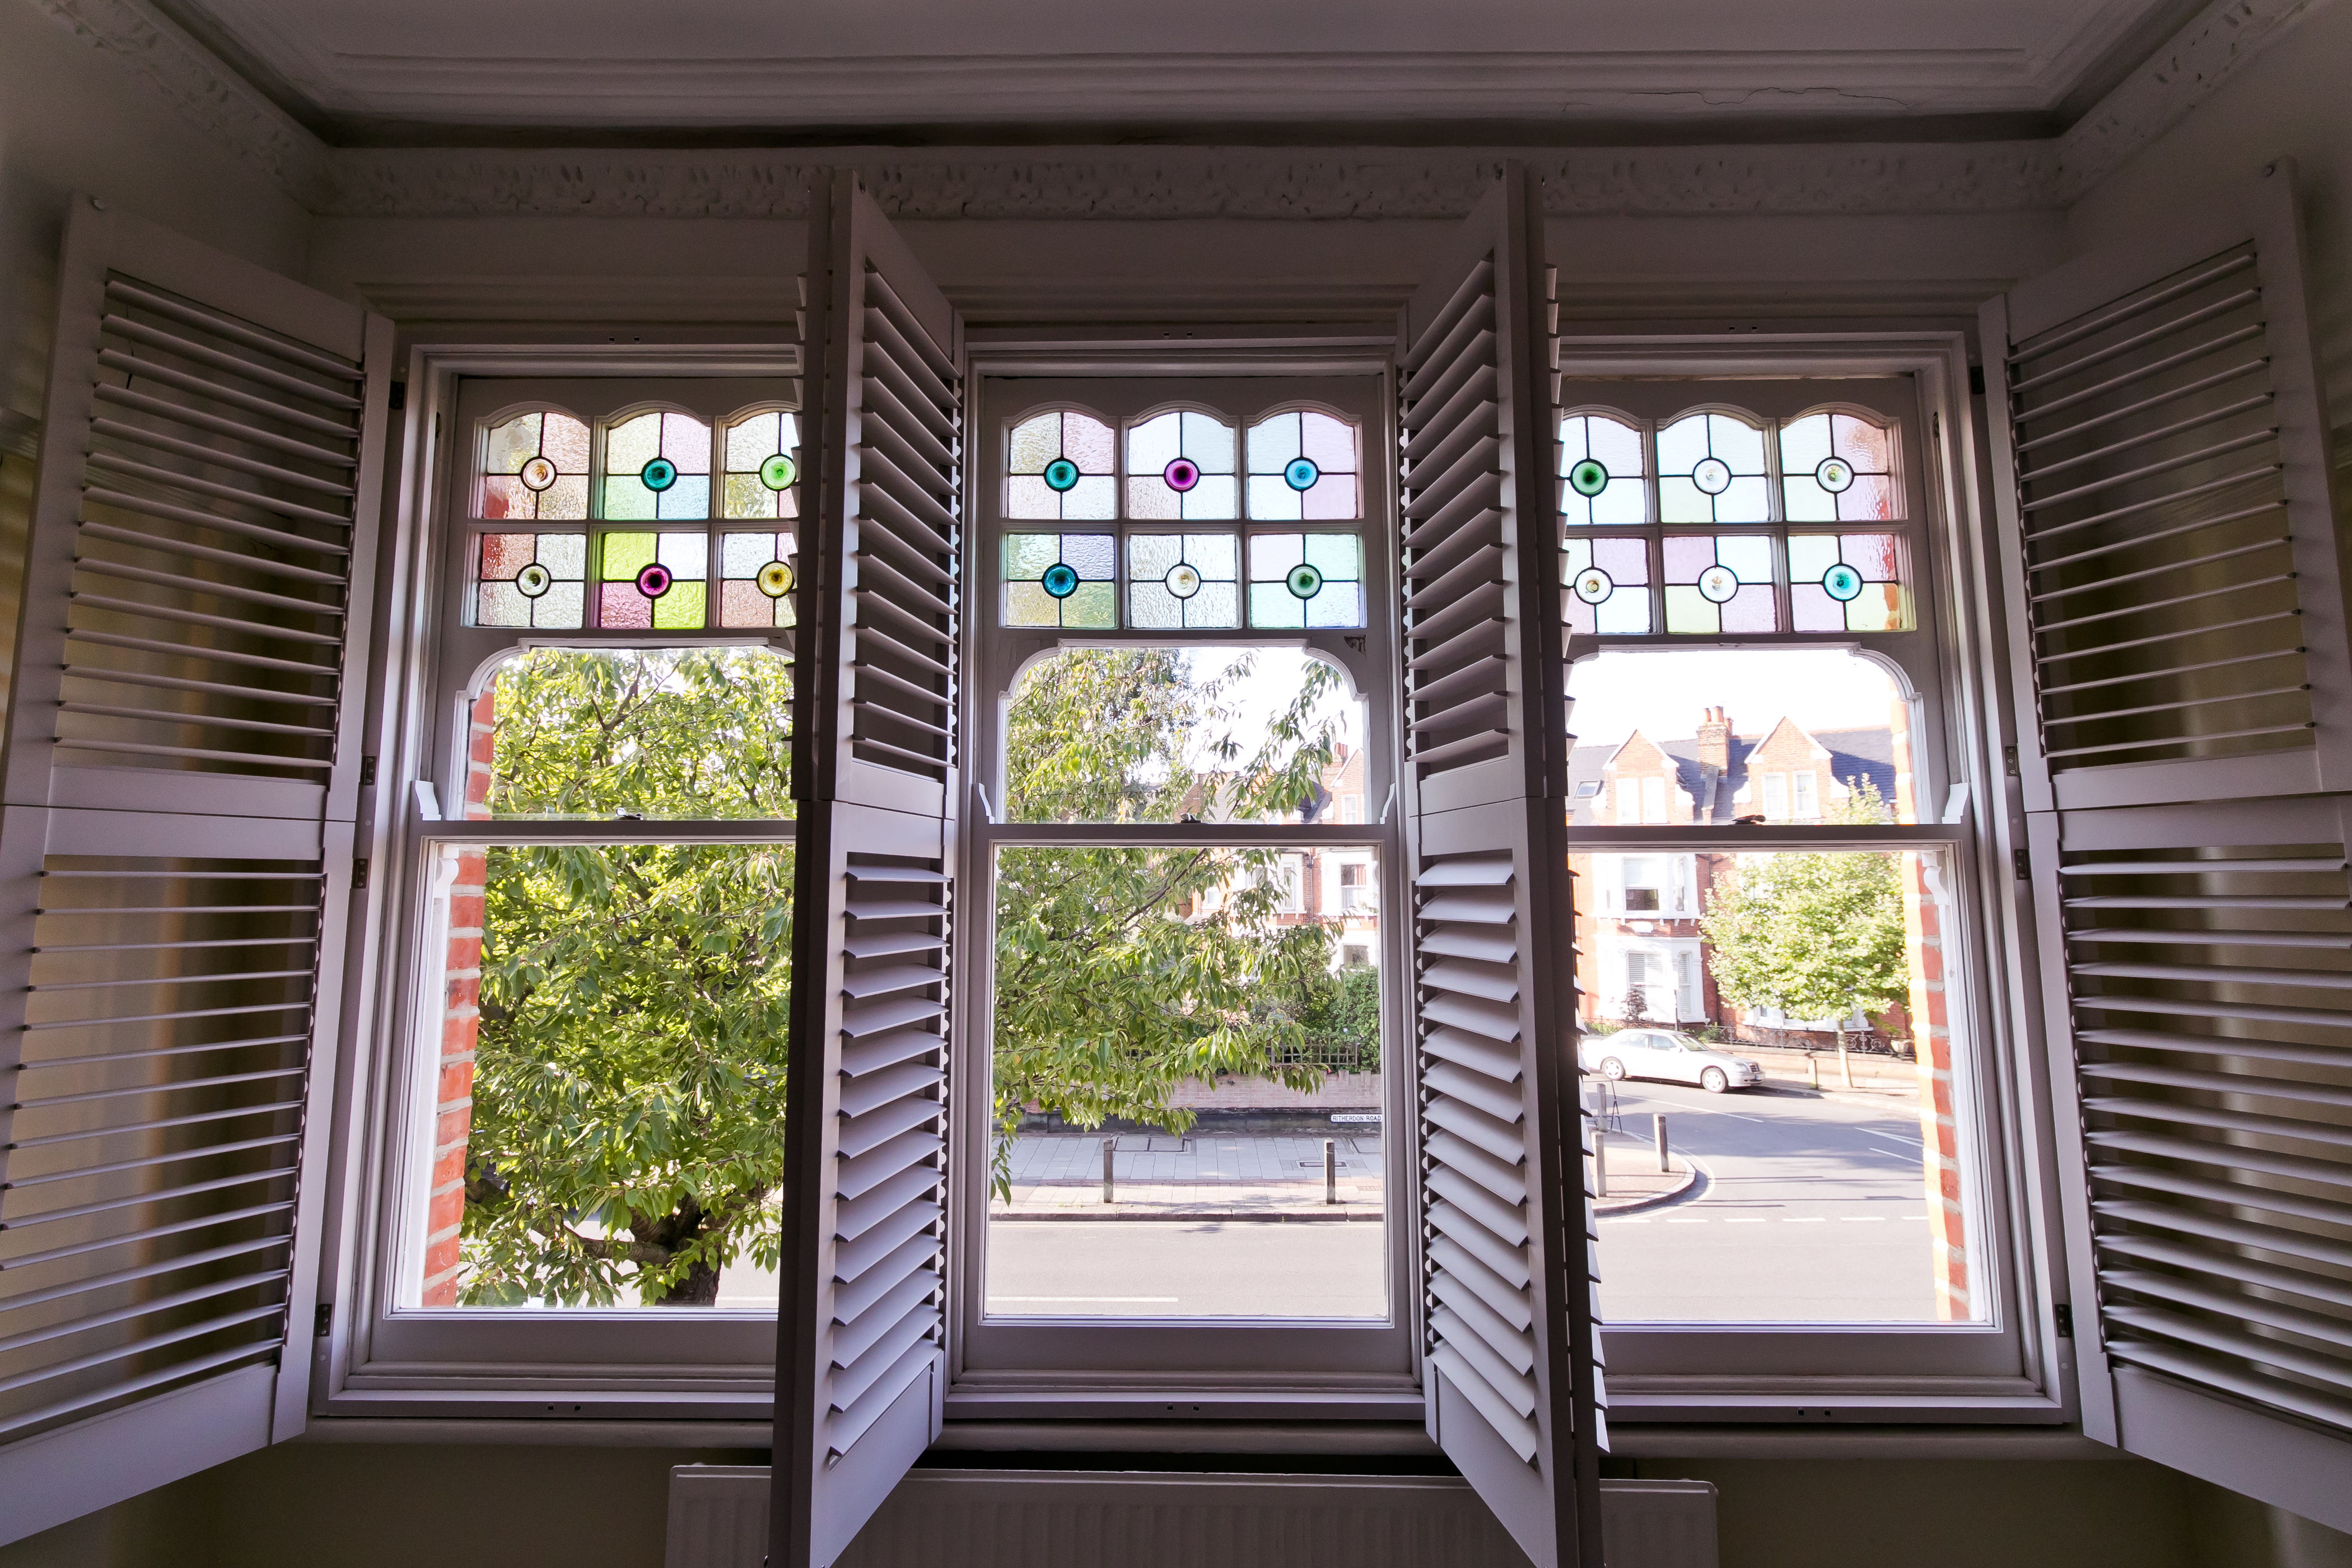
[774,172,962,1568]
[0,199,388,1546]
[1398,166,1604,1568]
[1986,161,2352,1533]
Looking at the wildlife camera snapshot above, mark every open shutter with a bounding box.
[773,172,962,1568]
[1397,166,1604,1568]
[0,199,388,1544]
[1984,160,2352,1532]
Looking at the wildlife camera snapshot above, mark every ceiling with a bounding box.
[152,0,2216,146]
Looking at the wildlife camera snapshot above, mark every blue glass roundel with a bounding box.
[1041,562,1080,599]
[641,456,678,492]
[1043,458,1081,493]
[1284,458,1320,492]
[1823,563,1864,602]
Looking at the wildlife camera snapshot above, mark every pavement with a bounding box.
[992,1123,1384,1220]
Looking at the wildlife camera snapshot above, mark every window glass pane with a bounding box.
[475,531,586,629]
[1780,412,1897,524]
[1559,412,1648,528]
[1564,535,1654,636]
[1656,412,1768,526]
[1662,534,1779,635]
[1245,410,1361,521]
[603,410,712,522]
[1004,645,1365,826]
[987,842,1383,1320]
[1127,410,1238,521]
[1567,647,1914,827]
[482,409,591,521]
[1577,845,1976,1324]
[1127,533,1240,629]
[716,530,797,629]
[1789,533,1911,633]
[720,409,800,521]
[1002,532,1117,628]
[598,531,708,630]
[1008,410,1116,521]
[1245,533,1364,629]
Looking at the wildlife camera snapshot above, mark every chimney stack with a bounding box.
[1697,706,1732,772]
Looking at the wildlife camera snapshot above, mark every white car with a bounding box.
[1580,1029,1762,1094]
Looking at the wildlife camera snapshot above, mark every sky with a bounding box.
[1566,647,1904,752]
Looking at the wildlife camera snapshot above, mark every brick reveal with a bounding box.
[1892,692,1969,1320]
[421,690,496,1307]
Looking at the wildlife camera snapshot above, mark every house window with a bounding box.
[1562,370,2017,1413]
[965,375,1411,1382]
[1641,775,1667,822]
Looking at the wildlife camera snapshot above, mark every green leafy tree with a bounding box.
[1698,780,1908,1056]
[990,648,1368,1194]
[460,647,794,1307]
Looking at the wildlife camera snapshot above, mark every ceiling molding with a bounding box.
[31,0,330,201]
[29,0,2325,223]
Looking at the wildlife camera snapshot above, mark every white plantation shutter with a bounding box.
[1984,161,2352,1532]
[0,199,388,1543]
[1398,166,1604,1568]
[773,172,963,1568]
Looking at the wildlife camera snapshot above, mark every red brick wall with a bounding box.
[1892,693,1969,1319]
[420,690,495,1307]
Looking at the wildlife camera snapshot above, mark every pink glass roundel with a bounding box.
[636,563,673,598]
[1163,458,1201,492]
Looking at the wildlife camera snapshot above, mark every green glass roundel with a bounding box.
[1285,563,1324,600]
[759,452,798,491]
[1041,562,1080,599]
[641,456,678,492]
[1823,563,1864,602]
[1569,459,1608,498]
[1043,458,1081,493]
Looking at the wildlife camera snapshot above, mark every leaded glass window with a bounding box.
[1007,409,1116,520]
[466,402,799,632]
[1126,409,1238,521]
[1245,409,1360,521]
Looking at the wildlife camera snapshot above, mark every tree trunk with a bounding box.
[632,1197,724,1307]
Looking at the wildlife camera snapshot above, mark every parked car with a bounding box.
[1579,1029,1762,1094]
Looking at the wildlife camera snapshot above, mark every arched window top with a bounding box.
[1127,408,1238,521]
[1779,409,1897,523]
[480,407,591,522]
[603,408,712,522]
[1655,409,1769,526]
[1558,409,1646,527]
[720,407,800,522]
[1007,407,1116,521]
[1244,408,1359,521]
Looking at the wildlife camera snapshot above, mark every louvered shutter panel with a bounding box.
[773,172,962,1568]
[1398,166,1604,1568]
[0,199,388,1544]
[1986,162,2352,1533]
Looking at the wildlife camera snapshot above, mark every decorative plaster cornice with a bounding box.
[24,0,2328,222]
[31,0,331,203]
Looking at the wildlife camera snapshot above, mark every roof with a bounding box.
[1567,720,1895,825]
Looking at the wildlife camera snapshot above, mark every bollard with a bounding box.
[1654,1113,1670,1174]
[1102,1137,1116,1204]
[1807,1053,1820,1090]
[1593,1132,1609,1197]
[1324,1138,1338,1205]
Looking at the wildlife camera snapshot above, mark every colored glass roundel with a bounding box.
[475,531,586,628]
[599,531,706,630]
[1697,564,1739,603]
[1558,412,1646,528]
[1164,458,1201,492]
[1823,562,1863,601]
[1657,412,1767,525]
[1247,534,1362,629]
[1042,563,1080,599]
[758,560,794,598]
[1167,563,1203,598]
[719,529,797,628]
[520,456,557,492]
[482,409,590,521]
[515,563,552,598]
[1004,533,1116,628]
[1286,563,1324,599]
[1128,410,1237,521]
[1009,411,1116,520]
[1572,566,1614,604]
[1246,411,1359,521]
[637,563,673,597]
[1789,533,1907,632]
[760,453,797,491]
[724,410,801,521]
[1127,533,1239,630]
[1044,458,1081,492]
[604,410,711,522]
[1817,456,1854,493]
[1781,413,1896,523]
[1569,459,1608,497]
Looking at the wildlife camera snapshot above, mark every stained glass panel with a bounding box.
[481,410,591,521]
[1127,533,1240,629]
[1558,412,1647,527]
[1002,533,1117,628]
[721,409,801,521]
[1127,410,1239,521]
[1780,412,1897,524]
[1008,410,1116,521]
[1789,533,1908,632]
[1656,412,1768,526]
[1245,410,1359,521]
[1562,535,1653,636]
[718,530,798,629]
[599,531,709,631]
[1246,533,1362,629]
[604,410,712,522]
[475,531,587,628]
[1663,534,1779,634]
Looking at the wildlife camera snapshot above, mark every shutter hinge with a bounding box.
[2014,847,2031,881]
[353,857,370,890]
[2003,744,2020,777]
[314,1301,333,1338]
[359,755,377,787]
[2053,1302,2073,1339]
[1969,364,1986,396]
[388,381,405,412]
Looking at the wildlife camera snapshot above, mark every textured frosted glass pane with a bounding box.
[656,475,710,520]
[1128,534,1180,578]
[603,533,657,580]
[721,531,770,576]
[1062,582,1117,628]
[1304,534,1360,578]
[1593,538,1648,582]
[1128,583,1183,628]
[1301,413,1356,473]
[481,533,535,580]
[1061,476,1116,520]
[1595,591,1651,635]
[1183,412,1235,472]
[725,412,776,473]
[1064,414,1115,474]
[1249,583,1304,628]
[1847,586,1903,632]
[660,412,711,471]
[544,414,590,473]
[1005,582,1057,626]
[1063,534,1116,577]
[1004,534,1057,579]
[1791,582,1842,632]
[1720,585,1777,632]
[1832,414,1892,473]
[534,581,584,628]
[484,413,540,474]
[1127,477,1180,520]
[723,473,777,520]
[1655,415,1710,475]
[1663,587,1718,634]
[608,413,661,474]
[1248,533,1302,577]
[1247,475,1300,521]
[1716,535,1771,582]
[1305,584,1364,628]
[1245,411,1295,474]
[1843,534,1898,578]
[477,581,529,627]
[1189,533,1237,578]
[1006,476,1058,519]
[1786,534,1840,581]
[1779,413,1833,474]
[1131,412,1181,474]
[1662,535,1714,581]
[1784,475,1838,522]
[1188,582,1239,628]
[1708,414,1765,473]
[651,583,706,629]
[479,475,533,521]
[1714,477,1768,524]
[656,533,708,578]
[600,583,652,628]
[605,475,656,520]
[1009,414,1060,474]
[1839,475,1896,522]
[1183,475,1237,520]
[1658,477,1709,525]
[1303,476,1360,521]
[539,533,587,578]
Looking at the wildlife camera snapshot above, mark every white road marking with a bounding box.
[1665,1217,1707,1224]
[1840,1216,1886,1222]
[1782,1216,1827,1223]
[988,1296,1180,1303]
[1723,1217,1768,1224]
[1601,1217,1650,1225]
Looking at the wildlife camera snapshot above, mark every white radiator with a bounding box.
[666,1465,1717,1568]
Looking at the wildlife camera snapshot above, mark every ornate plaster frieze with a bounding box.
[31,0,331,203]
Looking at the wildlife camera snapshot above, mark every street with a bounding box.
[985,1219,1388,1319]
[1594,1079,1943,1322]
